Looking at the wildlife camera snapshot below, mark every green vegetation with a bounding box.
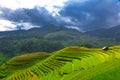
[0,52,50,79]
[0,38,64,57]
[0,26,119,59]
[0,53,7,65]
[1,45,120,80]
[0,26,120,80]
[85,25,120,41]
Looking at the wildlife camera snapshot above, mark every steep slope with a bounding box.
[85,25,120,41]
[0,52,50,79]
[1,45,120,80]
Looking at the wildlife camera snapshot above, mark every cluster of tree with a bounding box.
[0,37,64,57]
[85,25,120,41]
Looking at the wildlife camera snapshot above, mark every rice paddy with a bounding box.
[0,45,120,80]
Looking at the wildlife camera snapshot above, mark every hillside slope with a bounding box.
[0,26,119,58]
[1,45,120,80]
[0,26,81,38]
[0,52,50,79]
[85,25,120,41]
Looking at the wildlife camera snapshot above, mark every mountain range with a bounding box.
[85,25,120,41]
[0,25,119,59]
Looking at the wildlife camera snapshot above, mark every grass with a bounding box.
[1,45,120,80]
[0,53,7,66]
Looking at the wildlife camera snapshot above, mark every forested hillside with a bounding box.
[0,26,119,59]
[85,25,120,41]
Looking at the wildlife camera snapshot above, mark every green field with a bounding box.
[0,53,7,66]
[0,45,120,80]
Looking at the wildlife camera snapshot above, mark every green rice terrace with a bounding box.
[0,45,120,80]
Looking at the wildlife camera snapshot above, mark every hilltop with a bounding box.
[1,45,120,80]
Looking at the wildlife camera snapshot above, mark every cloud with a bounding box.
[16,22,40,30]
[0,0,68,14]
[66,26,80,31]
[0,20,16,31]
[59,0,120,31]
[0,6,76,29]
[0,19,39,31]
[0,6,58,26]
[0,0,120,31]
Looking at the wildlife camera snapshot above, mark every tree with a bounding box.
[80,42,93,48]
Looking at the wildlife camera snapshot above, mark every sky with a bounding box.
[0,0,120,31]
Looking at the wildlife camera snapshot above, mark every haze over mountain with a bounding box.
[85,25,120,41]
[0,0,120,31]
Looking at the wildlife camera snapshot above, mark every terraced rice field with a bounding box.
[0,45,120,80]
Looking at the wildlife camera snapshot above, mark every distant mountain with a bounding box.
[0,25,117,46]
[85,25,120,41]
[0,26,81,39]
[0,25,119,58]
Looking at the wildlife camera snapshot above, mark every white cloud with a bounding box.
[0,0,69,31]
[0,0,35,9]
[0,0,70,17]
[0,19,40,31]
[21,22,40,30]
[0,0,88,16]
[0,0,68,12]
[66,26,80,31]
[0,20,16,31]
[0,0,89,31]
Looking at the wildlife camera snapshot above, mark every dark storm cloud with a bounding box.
[0,7,30,22]
[59,0,120,31]
[0,6,58,26]
[0,0,120,31]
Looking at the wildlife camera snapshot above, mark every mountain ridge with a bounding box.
[0,25,119,58]
[85,25,120,41]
